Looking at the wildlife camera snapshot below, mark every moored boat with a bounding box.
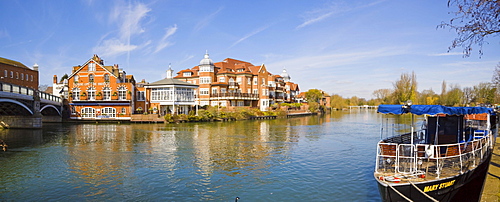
[374,104,497,202]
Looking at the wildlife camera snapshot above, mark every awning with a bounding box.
[377,105,494,115]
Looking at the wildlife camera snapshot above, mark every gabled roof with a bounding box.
[69,55,119,79]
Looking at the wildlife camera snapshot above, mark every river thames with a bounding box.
[0,110,386,201]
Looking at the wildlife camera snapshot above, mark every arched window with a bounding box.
[104,74,110,82]
[21,73,23,80]
[101,107,116,117]
[81,107,95,118]
[74,75,79,83]
[25,74,28,81]
[87,87,96,100]
[118,86,127,100]
[103,87,111,100]
[10,71,13,78]
[89,74,94,83]
[72,88,80,101]
[4,70,7,77]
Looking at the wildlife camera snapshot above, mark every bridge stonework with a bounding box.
[0,115,42,129]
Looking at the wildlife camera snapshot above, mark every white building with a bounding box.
[145,67,198,115]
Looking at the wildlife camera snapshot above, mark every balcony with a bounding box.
[210,93,259,100]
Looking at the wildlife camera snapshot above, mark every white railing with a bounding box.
[376,132,492,179]
[0,81,61,103]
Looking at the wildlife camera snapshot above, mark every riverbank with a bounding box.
[481,137,500,201]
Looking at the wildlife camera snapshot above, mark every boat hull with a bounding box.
[377,151,492,202]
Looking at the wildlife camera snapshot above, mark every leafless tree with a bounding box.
[439,0,500,57]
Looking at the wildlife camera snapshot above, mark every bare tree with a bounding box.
[439,0,500,57]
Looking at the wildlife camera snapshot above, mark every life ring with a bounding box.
[379,176,401,183]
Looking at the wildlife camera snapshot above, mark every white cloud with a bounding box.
[428,52,463,56]
[194,7,223,32]
[154,24,178,53]
[230,25,271,48]
[296,11,335,29]
[93,39,138,57]
[94,1,151,57]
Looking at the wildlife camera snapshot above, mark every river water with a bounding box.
[0,110,387,201]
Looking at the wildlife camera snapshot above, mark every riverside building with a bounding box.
[174,52,300,111]
[66,54,137,120]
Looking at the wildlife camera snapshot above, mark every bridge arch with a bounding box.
[0,98,34,115]
[40,105,61,116]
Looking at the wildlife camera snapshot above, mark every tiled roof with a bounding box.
[0,57,30,69]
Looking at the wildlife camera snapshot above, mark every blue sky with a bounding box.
[1,0,499,99]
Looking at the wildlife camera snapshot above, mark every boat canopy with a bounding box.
[377,105,494,115]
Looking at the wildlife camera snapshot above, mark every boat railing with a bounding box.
[375,131,492,179]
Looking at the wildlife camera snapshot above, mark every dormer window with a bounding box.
[88,63,96,71]
[183,72,192,77]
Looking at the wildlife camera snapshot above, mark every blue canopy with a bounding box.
[377,105,494,115]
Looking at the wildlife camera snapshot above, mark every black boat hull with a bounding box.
[377,151,492,202]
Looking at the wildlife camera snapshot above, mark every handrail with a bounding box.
[376,132,491,179]
[0,81,62,103]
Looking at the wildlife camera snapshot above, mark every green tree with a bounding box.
[418,89,439,105]
[372,88,392,104]
[305,89,323,103]
[330,94,347,110]
[439,0,500,57]
[472,82,496,104]
[392,72,418,104]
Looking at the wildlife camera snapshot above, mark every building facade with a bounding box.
[175,52,300,111]
[0,57,39,89]
[66,55,136,120]
[144,67,198,115]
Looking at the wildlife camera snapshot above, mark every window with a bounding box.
[183,72,191,77]
[200,77,211,84]
[118,86,127,100]
[137,91,145,101]
[74,75,79,83]
[81,107,95,118]
[21,73,23,80]
[219,77,225,82]
[72,88,80,101]
[4,70,6,77]
[88,87,96,100]
[221,88,226,93]
[262,78,265,85]
[31,75,33,81]
[10,71,13,78]
[253,78,257,85]
[16,72,18,79]
[247,78,251,85]
[253,89,258,94]
[229,78,235,85]
[121,108,126,114]
[89,74,94,83]
[199,88,209,95]
[104,74,110,82]
[101,107,116,117]
[212,88,217,95]
[103,87,111,100]
[88,63,96,71]
[25,74,28,81]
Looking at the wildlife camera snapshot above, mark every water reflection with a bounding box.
[0,111,385,201]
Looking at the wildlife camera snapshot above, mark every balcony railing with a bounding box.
[210,93,259,99]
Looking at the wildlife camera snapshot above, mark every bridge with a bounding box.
[0,81,64,128]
